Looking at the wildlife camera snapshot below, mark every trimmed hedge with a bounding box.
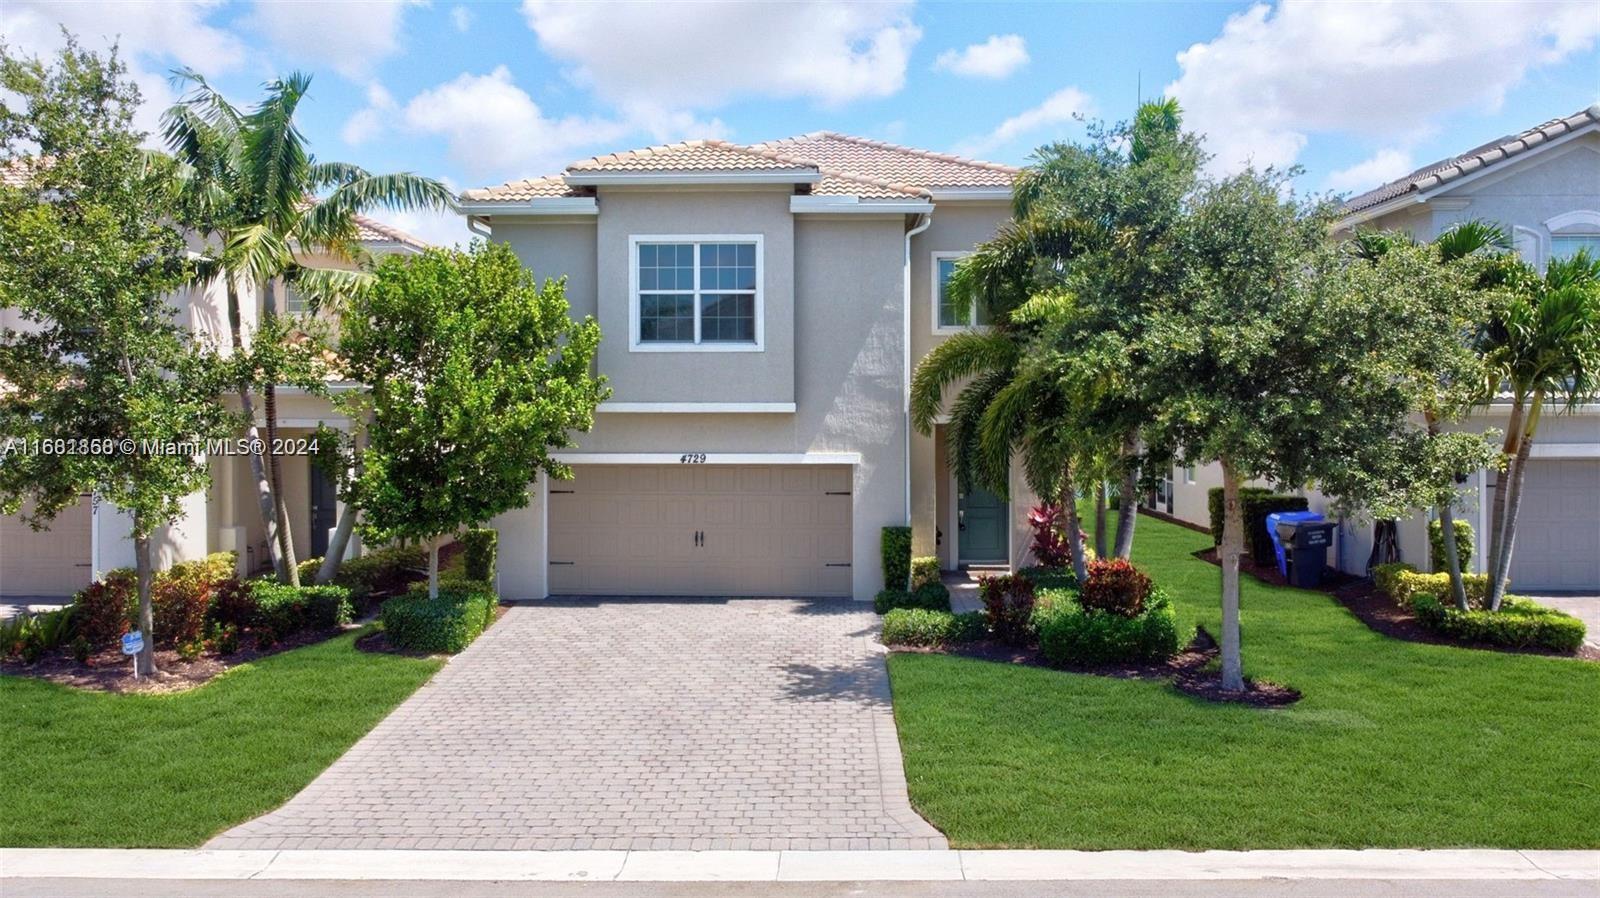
[1032,586,1184,666]
[150,553,235,649]
[1374,564,1489,610]
[1206,487,1310,565]
[249,582,354,640]
[1373,561,1417,599]
[881,608,986,647]
[881,526,912,590]
[1411,593,1585,653]
[911,556,940,589]
[381,583,499,654]
[463,528,498,585]
[297,544,428,608]
[1428,519,1474,574]
[874,581,951,614]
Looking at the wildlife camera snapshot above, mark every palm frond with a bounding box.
[225,223,293,288]
[308,161,370,190]
[947,368,1014,495]
[242,72,313,233]
[326,172,459,214]
[1433,219,1509,263]
[909,330,1019,434]
[286,266,375,314]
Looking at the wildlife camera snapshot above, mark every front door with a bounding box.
[958,484,1007,563]
[309,466,337,559]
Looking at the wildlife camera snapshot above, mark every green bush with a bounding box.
[381,583,499,654]
[875,581,950,615]
[881,608,986,647]
[3,607,77,661]
[1372,561,1417,599]
[880,526,912,590]
[72,568,135,650]
[1206,487,1309,564]
[463,528,498,584]
[1428,519,1474,574]
[1386,569,1489,609]
[1033,586,1183,666]
[1019,566,1078,591]
[248,582,353,640]
[1411,593,1585,653]
[910,556,940,589]
[306,544,428,608]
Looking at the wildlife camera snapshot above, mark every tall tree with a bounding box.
[162,71,455,585]
[0,39,234,675]
[1476,250,1600,609]
[339,243,609,596]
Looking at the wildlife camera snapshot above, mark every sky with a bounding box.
[4,0,1597,247]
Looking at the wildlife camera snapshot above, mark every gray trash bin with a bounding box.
[1274,520,1336,588]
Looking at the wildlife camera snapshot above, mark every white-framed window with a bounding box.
[1550,234,1600,262]
[629,234,763,352]
[932,251,992,333]
[1184,465,1196,484]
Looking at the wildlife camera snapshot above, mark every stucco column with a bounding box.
[910,428,938,559]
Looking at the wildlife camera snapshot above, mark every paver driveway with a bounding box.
[209,598,946,851]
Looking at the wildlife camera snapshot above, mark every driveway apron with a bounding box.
[208,598,946,851]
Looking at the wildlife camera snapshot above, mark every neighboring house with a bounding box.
[462,134,1031,601]
[1158,104,1600,592]
[0,217,427,599]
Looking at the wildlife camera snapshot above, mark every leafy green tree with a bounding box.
[162,71,454,585]
[339,243,609,595]
[1476,250,1600,609]
[0,40,234,674]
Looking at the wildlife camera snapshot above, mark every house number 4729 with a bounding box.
[680,453,707,464]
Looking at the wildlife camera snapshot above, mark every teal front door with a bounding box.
[958,484,1007,563]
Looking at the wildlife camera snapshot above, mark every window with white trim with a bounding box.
[1551,234,1600,262]
[934,253,992,331]
[633,238,761,350]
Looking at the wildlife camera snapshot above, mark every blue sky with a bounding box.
[6,1,1597,245]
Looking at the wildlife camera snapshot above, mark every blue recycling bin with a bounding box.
[1266,511,1324,576]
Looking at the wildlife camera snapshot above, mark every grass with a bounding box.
[0,628,442,847]
[888,511,1600,849]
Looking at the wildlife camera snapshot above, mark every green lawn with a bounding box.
[1,628,441,847]
[888,512,1600,849]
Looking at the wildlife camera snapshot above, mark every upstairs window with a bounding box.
[1550,235,1600,263]
[632,236,762,351]
[934,253,992,332]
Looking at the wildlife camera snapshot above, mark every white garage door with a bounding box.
[548,464,852,596]
[1508,459,1600,592]
[1,497,93,598]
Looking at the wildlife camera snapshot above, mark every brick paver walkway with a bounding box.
[208,598,945,851]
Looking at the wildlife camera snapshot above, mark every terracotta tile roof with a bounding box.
[352,214,428,250]
[750,131,1017,189]
[461,175,592,202]
[1342,104,1600,216]
[567,139,815,174]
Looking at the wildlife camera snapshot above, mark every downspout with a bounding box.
[467,215,492,239]
[903,211,933,524]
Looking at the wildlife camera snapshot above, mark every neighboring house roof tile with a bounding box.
[750,131,1018,189]
[1342,104,1600,216]
[352,213,428,250]
[461,175,592,202]
[566,139,815,174]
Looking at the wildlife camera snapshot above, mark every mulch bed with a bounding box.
[893,626,1302,707]
[1193,544,1361,591]
[0,623,365,695]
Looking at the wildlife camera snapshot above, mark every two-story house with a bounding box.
[1158,105,1600,593]
[462,134,1032,602]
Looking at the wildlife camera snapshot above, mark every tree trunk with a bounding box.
[1488,395,1541,611]
[224,278,284,580]
[1219,456,1245,693]
[1093,480,1108,559]
[132,529,157,676]
[1485,395,1526,586]
[1059,463,1089,585]
[1438,502,1470,612]
[1113,431,1139,559]
[316,428,365,585]
[263,380,299,586]
[427,538,441,599]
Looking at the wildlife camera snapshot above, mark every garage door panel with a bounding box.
[1,497,93,598]
[1507,459,1599,592]
[548,465,853,597]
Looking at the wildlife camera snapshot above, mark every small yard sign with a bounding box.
[121,631,143,655]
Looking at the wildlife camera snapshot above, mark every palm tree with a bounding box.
[162,71,455,585]
[1477,250,1600,609]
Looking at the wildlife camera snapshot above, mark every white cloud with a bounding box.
[1167,0,1600,174]
[450,5,473,32]
[0,0,244,138]
[1325,148,1415,193]
[401,66,636,177]
[341,82,397,146]
[248,0,421,79]
[935,34,1029,79]
[521,0,921,110]
[953,86,1095,158]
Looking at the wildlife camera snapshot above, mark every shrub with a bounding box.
[151,562,213,649]
[1019,566,1078,591]
[249,582,353,640]
[1208,486,1269,545]
[1411,593,1585,653]
[73,569,135,650]
[312,544,429,608]
[881,608,986,647]
[1372,562,1417,599]
[70,635,91,664]
[880,526,912,590]
[1034,586,1183,666]
[1028,504,1072,568]
[1388,570,1489,609]
[1207,488,1309,564]
[1078,558,1154,617]
[875,581,951,615]
[381,583,498,654]
[210,577,258,629]
[463,528,498,585]
[910,556,940,589]
[1428,519,1474,574]
[980,573,1037,645]
[4,607,77,662]
[208,622,240,655]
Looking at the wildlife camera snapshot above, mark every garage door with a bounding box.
[1,497,93,598]
[548,465,852,596]
[1508,459,1600,592]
